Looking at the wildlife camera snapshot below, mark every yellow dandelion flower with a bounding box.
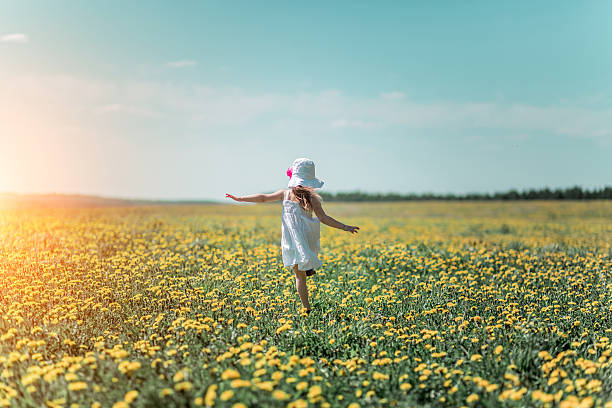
[205,384,218,406]
[272,390,290,400]
[68,382,87,391]
[65,373,78,382]
[220,390,234,401]
[230,379,251,388]
[173,371,185,382]
[124,391,138,403]
[372,372,389,380]
[255,381,274,391]
[308,384,322,399]
[287,399,308,408]
[221,368,240,380]
[466,394,479,403]
[400,383,412,391]
[174,381,193,392]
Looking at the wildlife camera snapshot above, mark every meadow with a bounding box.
[0,200,611,408]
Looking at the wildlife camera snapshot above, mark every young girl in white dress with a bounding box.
[226,158,359,314]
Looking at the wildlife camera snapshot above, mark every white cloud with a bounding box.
[1,33,28,43]
[94,103,160,117]
[1,73,611,144]
[166,60,197,68]
[1,73,610,198]
[95,103,123,114]
[380,91,405,100]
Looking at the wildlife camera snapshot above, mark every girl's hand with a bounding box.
[344,225,360,234]
[225,193,242,202]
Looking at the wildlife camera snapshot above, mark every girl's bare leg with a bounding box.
[293,265,311,311]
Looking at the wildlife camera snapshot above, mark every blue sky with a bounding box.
[1,1,610,200]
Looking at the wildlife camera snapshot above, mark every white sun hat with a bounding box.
[287,158,324,189]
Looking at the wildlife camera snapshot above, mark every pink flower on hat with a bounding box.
[286,167,292,178]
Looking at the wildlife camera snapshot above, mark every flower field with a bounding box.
[1,201,611,408]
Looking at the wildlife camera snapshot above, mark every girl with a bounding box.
[226,158,359,314]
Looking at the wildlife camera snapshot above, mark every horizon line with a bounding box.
[1,184,610,203]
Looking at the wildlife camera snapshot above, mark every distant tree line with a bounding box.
[318,186,612,202]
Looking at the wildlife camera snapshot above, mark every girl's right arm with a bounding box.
[311,197,359,234]
[226,190,285,203]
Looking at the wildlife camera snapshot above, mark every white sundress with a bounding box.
[281,189,323,271]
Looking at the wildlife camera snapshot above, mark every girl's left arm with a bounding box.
[226,189,285,203]
[311,196,360,234]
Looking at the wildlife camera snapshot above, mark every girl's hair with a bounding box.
[291,185,321,212]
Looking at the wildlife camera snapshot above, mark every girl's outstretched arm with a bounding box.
[225,189,285,203]
[311,196,360,234]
